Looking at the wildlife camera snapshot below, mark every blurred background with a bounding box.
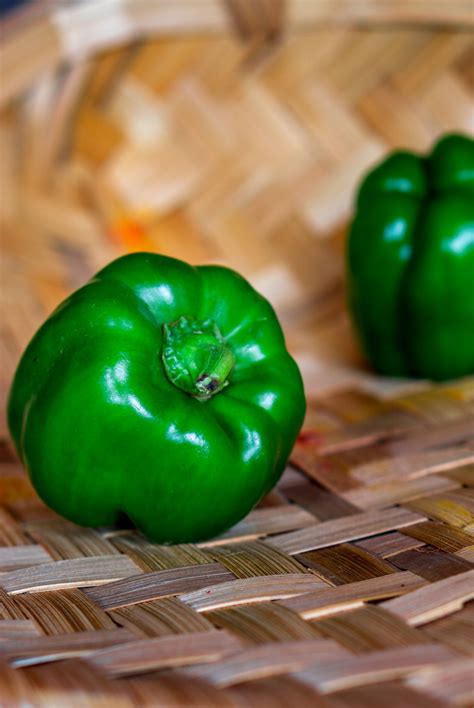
[1,0,473,436]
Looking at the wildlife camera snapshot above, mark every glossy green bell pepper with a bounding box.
[347,133,474,381]
[8,253,305,543]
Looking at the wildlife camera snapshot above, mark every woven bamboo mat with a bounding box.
[1,377,473,706]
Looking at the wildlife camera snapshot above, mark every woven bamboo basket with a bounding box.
[1,2,474,706]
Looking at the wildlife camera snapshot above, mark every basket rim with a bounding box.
[1,0,473,107]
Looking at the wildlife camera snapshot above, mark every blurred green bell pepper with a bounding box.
[347,133,474,380]
[8,253,305,542]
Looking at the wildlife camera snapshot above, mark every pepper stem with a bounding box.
[162,316,235,400]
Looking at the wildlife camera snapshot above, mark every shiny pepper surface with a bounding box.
[347,133,474,381]
[8,253,305,542]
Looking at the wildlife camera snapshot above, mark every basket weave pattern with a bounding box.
[1,2,473,427]
[1,2,474,705]
[1,379,474,705]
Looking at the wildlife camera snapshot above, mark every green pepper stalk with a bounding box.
[162,316,235,400]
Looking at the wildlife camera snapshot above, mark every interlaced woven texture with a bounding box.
[1,378,473,706]
[1,1,473,434]
[1,2,474,705]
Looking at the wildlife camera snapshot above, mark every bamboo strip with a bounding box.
[456,547,474,563]
[88,629,243,677]
[0,555,142,595]
[225,675,329,708]
[396,386,474,423]
[291,443,388,495]
[358,82,435,150]
[281,571,426,619]
[342,475,460,510]
[0,117,19,226]
[387,416,474,456]
[391,548,474,583]
[9,658,130,707]
[381,570,474,626]
[0,19,62,106]
[406,658,474,705]
[395,33,473,99]
[312,605,431,654]
[120,670,238,707]
[109,537,212,572]
[1,628,137,668]
[84,563,236,610]
[283,477,360,521]
[423,606,474,657]
[402,521,474,553]
[294,543,398,584]
[444,466,474,487]
[318,390,390,423]
[404,495,474,530]
[207,602,323,644]
[315,410,420,456]
[355,531,425,558]
[9,590,118,635]
[180,573,327,612]
[440,490,474,513]
[329,682,448,708]
[197,505,316,546]
[0,510,30,547]
[288,0,474,27]
[294,644,458,694]
[225,0,285,40]
[0,546,53,572]
[0,620,40,641]
[352,446,474,485]
[109,597,215,638]
[0,660,32,707]
[0,590,29,621]
[207,540,311,578]
[24,523,121,560]
[183,638,349,687]
[268,508,426,555]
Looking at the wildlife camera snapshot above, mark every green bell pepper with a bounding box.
[347,133,474,381]
[8,253,305,543]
